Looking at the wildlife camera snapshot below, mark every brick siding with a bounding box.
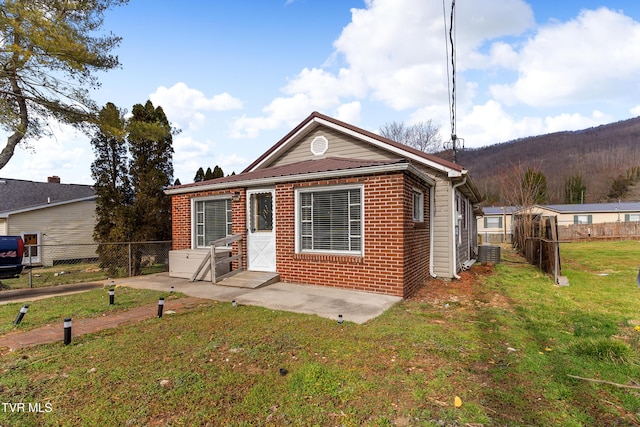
[170,172,431,298]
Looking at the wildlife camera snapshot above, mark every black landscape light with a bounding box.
[157,297,165,318]
[13,305,29,325]
[63,318,72,345]
[109,288,115,306]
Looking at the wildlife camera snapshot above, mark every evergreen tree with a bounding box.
[213,165,224,178]
[174,178,182,186]
[127,100,174,244]
[194,167,205,182]
[91,102,132,241]
[204,167,214,180]
[90,102,132,275]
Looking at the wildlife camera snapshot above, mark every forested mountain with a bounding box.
[447,116,640,205]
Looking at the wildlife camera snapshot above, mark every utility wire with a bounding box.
[443,0,460,163]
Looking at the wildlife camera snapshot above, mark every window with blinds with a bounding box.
[195,198,232,247]
[299,187,362,254]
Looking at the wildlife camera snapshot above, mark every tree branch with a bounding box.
[567,374,640,390]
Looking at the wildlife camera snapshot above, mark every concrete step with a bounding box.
[217,271,280,289]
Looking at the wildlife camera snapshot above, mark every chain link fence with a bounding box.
[1,241,171,290]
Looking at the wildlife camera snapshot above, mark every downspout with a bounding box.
[451,176,467,279]
[429,184,436,277]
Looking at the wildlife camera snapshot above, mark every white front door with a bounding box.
[246,189,276,272]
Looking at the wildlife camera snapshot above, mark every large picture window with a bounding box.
[194,198,232,248]
[298,186,363,254]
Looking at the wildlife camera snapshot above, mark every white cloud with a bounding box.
[228,0,535,139]
[631,105,640,116]
[335,102,361,124]
[150,82,242,131]
[172,135,211,162]
[1,122,92,184]
[456,100,612,148]
[490,8,640,107]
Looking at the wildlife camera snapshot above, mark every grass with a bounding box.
[0,287,180,334]
[0,241,639,426]
[1,262,168,290]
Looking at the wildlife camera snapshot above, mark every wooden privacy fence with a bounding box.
[513,213,562,284]
[558,221,640,241]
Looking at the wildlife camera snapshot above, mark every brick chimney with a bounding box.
[48,176,61,184]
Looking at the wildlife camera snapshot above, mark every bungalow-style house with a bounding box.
[534,202,640,225]
[478,206,519,244]
[0,176,96,266]
[167,112,482,297]
[478,202,640,242]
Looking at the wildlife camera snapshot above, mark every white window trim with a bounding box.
[412,188,424,222]
[294,184,365,256]
[191,195,232,249]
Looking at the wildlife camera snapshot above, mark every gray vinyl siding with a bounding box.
[7,200,97,266]
[270,127,398,167]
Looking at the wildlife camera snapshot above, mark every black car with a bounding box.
[0,236,25,279]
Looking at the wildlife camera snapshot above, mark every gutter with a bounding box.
[451,176,467,279]
[430,182,437,278]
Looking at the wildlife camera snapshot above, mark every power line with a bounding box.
[443,0,463,163]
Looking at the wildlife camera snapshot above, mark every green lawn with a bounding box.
[1,262,168,290]
[0,241,639,426]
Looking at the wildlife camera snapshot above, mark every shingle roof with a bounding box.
[169,157,408,192]
[0,178,95,215]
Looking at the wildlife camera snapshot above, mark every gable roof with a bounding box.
[0,178,95,216]
[243,111,465,176]
[167,157,436,195]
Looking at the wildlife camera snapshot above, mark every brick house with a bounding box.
[166,112,482,298]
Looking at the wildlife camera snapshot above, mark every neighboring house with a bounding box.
[478,202,640,242]
[167,112,482,298]
[477,206,519,244]
[0,176,96,266]
[534,202,640,225]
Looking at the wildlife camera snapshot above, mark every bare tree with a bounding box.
[501,163,549,248]
[380,120,442,153]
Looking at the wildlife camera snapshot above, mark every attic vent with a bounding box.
[310,135,328,156]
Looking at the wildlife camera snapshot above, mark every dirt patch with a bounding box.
[408,264,511,311]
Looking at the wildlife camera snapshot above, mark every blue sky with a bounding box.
[2,0,640,185]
